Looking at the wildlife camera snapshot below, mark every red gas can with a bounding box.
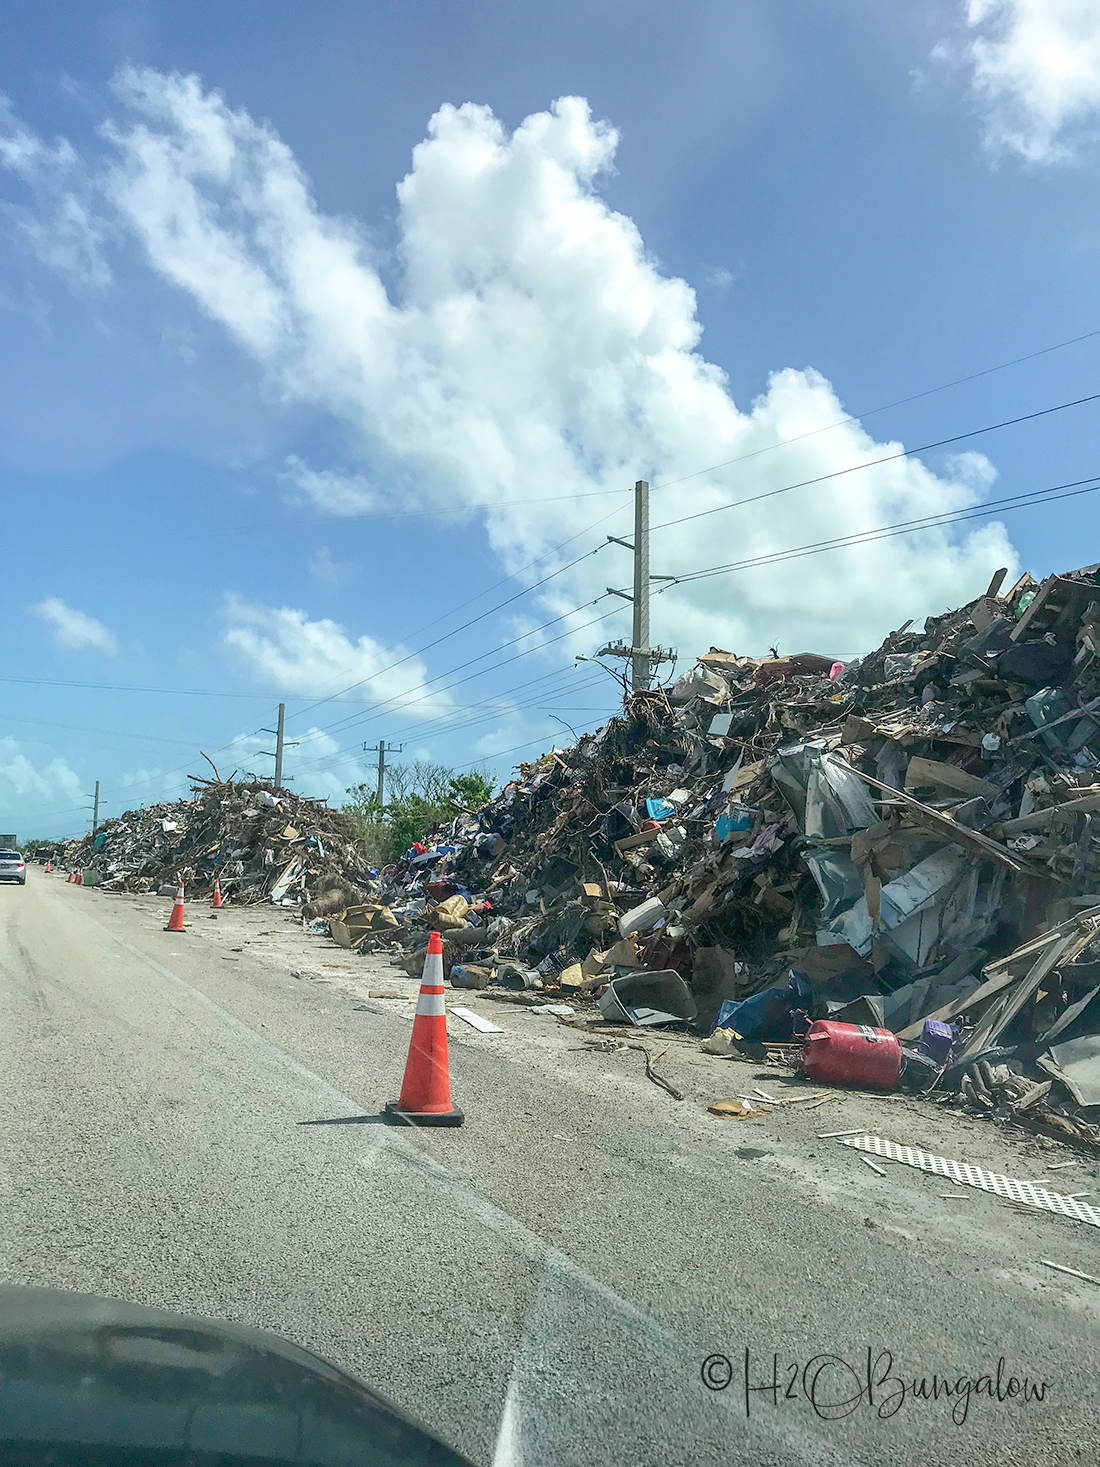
[802,1019,901,1089]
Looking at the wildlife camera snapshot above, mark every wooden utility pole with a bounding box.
[92,780,99,836]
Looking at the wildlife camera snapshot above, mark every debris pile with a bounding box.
[54,778,374,907]
[362,565,1100,1145]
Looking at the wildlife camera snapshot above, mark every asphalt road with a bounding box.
[1,869,1097,1466]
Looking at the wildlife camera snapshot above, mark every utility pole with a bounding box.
[274,703,285,789]
[631,477,650,692]
[259,705,298,787]
[363,740,404,807]
[601,479,677,692]
[92,781,99,835]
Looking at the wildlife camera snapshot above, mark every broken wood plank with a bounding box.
[1011,696,1100,745]
[613,828,662,855]
[841,715,879,746]
[1040,1260,1100,1286]
[904,755,999,802]
[1013,1080,1052,1113]
[997,791,1100,836]
[985,568,1009,599]
[986,905,1100,967]
[328,917,351,949]
[958,916,1100,1060]
[1010,575,1100,644]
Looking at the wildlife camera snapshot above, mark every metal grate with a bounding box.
[839,1134,1100,1229]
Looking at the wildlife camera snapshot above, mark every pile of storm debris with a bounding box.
[344,564,1100,1147]
[53,776,374,908]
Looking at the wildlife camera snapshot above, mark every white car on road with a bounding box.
[0,850,26,884]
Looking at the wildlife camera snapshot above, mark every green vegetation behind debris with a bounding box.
[344,761,493,866]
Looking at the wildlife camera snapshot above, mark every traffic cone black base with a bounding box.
[383,1099,464,1127]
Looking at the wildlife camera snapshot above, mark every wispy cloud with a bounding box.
[282,455,376,515]
[702,265,734,290]
[33,597,118,654]
[0,95,112,288]
[308,545,355,584]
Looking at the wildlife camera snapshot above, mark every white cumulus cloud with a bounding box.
[946,0,1100,161]
[5,72,1020,663]
[221,595,451,718]
[0,738,84,835]
[33,597,118,654]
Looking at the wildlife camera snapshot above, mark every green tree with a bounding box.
[448,771,494,810]
[343,761,493,866]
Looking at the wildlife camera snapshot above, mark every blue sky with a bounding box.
[2,0,1099,838]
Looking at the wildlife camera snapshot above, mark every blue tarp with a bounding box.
[645,797,676,822]
[712,970,813,1042]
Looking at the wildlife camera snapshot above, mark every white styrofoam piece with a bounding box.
[449,1006,503,1034]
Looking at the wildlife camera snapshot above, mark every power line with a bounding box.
[361,663,602,743]
[276,603,630,776]
[332,500,631,686]
[17,349,1100,823]
[292,674,613,778]
[0,714,203,748]
[295,595,615,747]
[659,472,1100,589]
[288,540,618,724]
[650,389,1100,536]
[288,386,1100,754]
[310,486,631,520]
[0,675,330,701]
[453,731,578,772]
[290,656,599,760]
[288,323,1099,714]
[221,441,1098,778]
[651,329,1100,493]
[286,664,610,774]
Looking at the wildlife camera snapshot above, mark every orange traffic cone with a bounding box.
[45,861,51,873]
[385,932,464,1126]
[76,870,83,886]
[211,877,223,909]
[67,870,73,883]
[166,881,185,932]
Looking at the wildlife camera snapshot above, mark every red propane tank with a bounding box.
[802,1019,901,1089]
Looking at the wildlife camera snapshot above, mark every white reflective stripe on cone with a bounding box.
[415,992,447,1017]
[422,951,444,985]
